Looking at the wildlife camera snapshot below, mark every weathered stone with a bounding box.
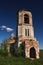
[17,10,39,59]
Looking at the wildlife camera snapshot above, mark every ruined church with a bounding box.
[17,10,39,59]
[5,10,39,59]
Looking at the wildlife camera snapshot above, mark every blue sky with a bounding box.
[0,0,43,49]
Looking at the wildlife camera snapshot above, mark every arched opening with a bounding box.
[30,47,36,58]
[24,14,29,24]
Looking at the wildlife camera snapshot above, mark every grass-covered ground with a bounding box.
[0,50,43,65]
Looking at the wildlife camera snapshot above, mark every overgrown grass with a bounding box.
[0,50,43,65]
[0,55,43,65]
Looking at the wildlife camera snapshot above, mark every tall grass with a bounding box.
[0,55,43,65]
[0,50,43,65]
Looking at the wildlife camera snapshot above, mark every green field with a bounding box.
[0,50,43,65]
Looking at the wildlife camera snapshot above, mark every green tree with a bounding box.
[0,40,8,56]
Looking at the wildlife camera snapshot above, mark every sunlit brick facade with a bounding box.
[17,10,39,59]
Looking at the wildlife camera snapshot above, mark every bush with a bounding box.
[17,42,25,57]
[0,49,8,56]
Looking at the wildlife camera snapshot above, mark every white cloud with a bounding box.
[0,25,6,30]
[6,27,14,32]
[0,25,14,32]
[1,25,6,28]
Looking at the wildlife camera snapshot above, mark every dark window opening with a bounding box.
[25,29,27,36]
[25,29,29,36]
[28,29,29,36]
[24,14,29,24]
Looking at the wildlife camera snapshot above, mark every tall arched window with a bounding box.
[25,29,29,36]
[24,14,29,24]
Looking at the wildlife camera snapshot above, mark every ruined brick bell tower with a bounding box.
[17,10,39,59]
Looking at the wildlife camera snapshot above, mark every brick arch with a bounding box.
[30,47,36,58]
[24,14,29,24]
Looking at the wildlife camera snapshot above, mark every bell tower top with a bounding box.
[18,10,33,26]
[17,10,35,40]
